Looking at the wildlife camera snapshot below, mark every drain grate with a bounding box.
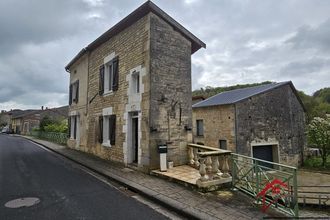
[5,197,40,208]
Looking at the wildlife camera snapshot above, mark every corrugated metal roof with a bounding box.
[193,81,291,108]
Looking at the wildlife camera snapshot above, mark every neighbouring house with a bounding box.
[11,106,68,135]
[192,81,306,167]
[192,95,205,105]
[65,1,205,171]
[0,109,23,132]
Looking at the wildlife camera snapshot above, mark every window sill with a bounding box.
[102,142,112,147]
[69,137,76,140]
[103,91,114,97]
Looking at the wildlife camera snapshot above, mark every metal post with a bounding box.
[256,160,260,202]
[293,169,299,217]
[231,154,236,188]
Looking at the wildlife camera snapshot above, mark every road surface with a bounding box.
[0,134,171,220]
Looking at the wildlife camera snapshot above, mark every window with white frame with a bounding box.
[69,115,79,139]
[132,71,140,94]
[99,108,116,147]
[104,62,114,93]
[99,57,119,95]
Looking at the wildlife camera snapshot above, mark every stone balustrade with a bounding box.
[188,143,232,190]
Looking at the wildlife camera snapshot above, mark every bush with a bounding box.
[44,119,68,133]
[303,155,330,170]
[307,115,330,167]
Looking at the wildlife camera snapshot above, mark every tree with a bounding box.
[39,116,55,131]
[307,115,330,167]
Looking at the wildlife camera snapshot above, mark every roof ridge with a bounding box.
[193,81,291,108]
[65,1,205,70]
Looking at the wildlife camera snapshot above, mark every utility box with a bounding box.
[158,145,168,172]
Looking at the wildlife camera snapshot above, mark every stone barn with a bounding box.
[192,81,306,167]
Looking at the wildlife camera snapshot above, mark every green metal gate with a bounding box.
[231,153,298,217]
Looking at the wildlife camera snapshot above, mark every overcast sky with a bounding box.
[1,0,329,111]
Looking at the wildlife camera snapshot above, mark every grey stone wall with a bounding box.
[149,13,192,168]
[235,84,306,166]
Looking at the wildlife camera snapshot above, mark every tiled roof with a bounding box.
[193,81,291,108]
[12,110,39,119]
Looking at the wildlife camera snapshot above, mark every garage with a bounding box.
[252,145,274,168]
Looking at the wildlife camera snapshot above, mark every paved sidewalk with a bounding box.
[21,136,275,220]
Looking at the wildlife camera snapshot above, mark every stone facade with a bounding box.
[66,2,205,171]
[235,84,306,166]
[149,13,193,168]
[67,54,89,150]
[85,14,149,165]
[193,105,236,152]
[193,83,306,167]
[10,106,68,135]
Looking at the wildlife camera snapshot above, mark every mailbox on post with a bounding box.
[158,145,168,172]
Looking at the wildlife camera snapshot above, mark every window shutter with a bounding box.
[112,57,119,91]
[98,116,103,143]
[68,117,71,138]
[99,65,105,95]
[69,84,73,105]
[73,116,77,139]
[109,115,116,145]
[75,80,79,103]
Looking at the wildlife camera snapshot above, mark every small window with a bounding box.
[69,80,79,105]
[132,71,140,93]
[101,114,116,147]
[219,140,227,150]
[105,62,114,92]
[69,115,79,139]
[196,119,204,136]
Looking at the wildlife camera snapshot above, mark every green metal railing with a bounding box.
[231,153,298,217]
[30,131,68,145]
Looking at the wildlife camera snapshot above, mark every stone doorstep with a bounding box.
[152,167,233,193]
[196,177,233,189]
[150,170,199,191]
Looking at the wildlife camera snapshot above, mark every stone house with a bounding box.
[192,95,205,105]
[65,1,205,171]
[11,106,68,135]
[192,82,306,167]
[11,110,36,134]
[1,110,21,129]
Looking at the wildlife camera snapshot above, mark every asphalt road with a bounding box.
[0,134,169,220]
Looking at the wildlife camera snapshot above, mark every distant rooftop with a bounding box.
[193,81,292,108]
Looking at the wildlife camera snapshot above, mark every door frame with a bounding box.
[250,142,280,164]
[127,111,140,165]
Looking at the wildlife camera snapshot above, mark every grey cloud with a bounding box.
[279,58,330,77]
[285,18,330,53]
[0,0,101,55]
[1,0,330,110]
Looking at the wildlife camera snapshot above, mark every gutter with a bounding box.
[65,48,88,72]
